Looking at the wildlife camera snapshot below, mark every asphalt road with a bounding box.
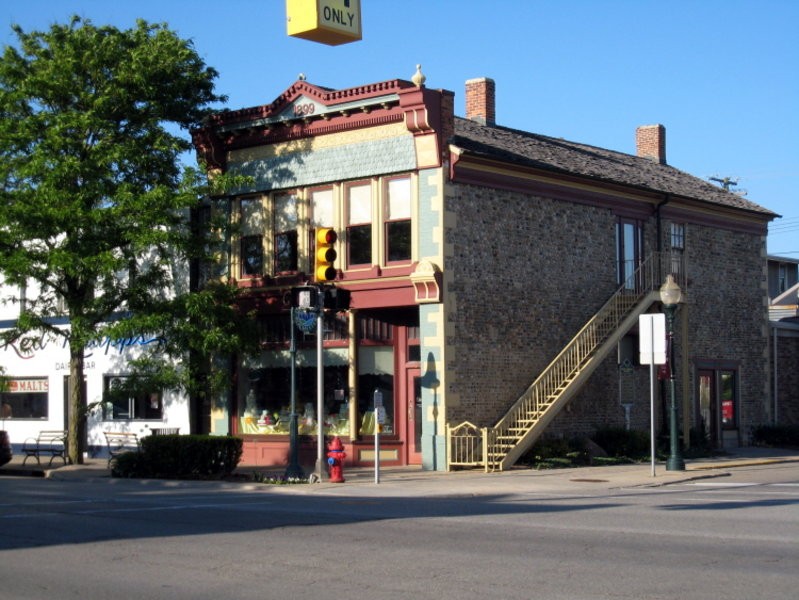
[1,463,797,600]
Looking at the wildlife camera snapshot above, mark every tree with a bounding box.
[0,17,230,463]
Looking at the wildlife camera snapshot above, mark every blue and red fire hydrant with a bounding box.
[326,436,346,483]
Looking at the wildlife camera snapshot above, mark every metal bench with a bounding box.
[104,432,141,466]
[21,430,68,466]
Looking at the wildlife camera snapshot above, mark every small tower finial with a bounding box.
[412,64,426,87]
[298,73,306,81]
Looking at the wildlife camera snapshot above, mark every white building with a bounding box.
[0,276,189,458]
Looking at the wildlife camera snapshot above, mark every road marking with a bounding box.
[687,482,759,487]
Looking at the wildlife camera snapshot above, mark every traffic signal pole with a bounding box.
[313,290,326,481]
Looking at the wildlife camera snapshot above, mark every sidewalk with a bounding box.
[2,446,798,494]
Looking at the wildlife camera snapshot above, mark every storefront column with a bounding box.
[348,309,358,440]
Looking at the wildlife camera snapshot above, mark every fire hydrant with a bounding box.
[326,436,346,483]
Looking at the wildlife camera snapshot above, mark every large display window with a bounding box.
[1,377,49,419]
[103,374,163,420]
[239,344,395,437]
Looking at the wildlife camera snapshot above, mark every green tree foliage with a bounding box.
[0,17,245,463]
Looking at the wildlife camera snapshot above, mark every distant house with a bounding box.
[192,71,776,470]
[767,255,799,425]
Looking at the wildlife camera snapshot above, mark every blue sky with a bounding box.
[3,0,797,255]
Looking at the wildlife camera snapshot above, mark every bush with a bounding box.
[751,425,799,448]
[520,438,590,469]
[591,427,649,459]
[111,435,243,479]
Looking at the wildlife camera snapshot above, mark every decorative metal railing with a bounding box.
[447,252,685,471]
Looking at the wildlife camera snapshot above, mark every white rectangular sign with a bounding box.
[639,313,667,365]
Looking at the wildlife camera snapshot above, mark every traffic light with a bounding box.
[315,227,338,282]
[323,286,351,310]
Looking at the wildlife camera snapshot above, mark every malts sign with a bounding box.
[7,379,49,393]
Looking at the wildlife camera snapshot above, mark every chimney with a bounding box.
[636,124,667,164]
[465,77,495,125]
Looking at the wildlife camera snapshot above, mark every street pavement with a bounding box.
[3,445,799,496]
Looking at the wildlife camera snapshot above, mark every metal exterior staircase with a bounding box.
[447,253,683,472]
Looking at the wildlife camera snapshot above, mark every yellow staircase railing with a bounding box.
[447,253,683,471]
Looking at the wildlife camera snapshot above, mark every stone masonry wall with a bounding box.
[680,225,770,441]
[444,179,771,446]
[444,182,618,427]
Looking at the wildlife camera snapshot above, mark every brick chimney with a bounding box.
[636,124,667,164]
[465,77,495,125]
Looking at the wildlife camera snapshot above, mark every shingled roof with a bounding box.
[451,116,776,217]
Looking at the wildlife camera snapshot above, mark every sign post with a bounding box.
[639,313,666,476]
[373,389,384,484]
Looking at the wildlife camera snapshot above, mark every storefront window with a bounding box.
[103,375,163,420]
[1,378,49,419]
[240,350,350,436]
[358,346,394,435]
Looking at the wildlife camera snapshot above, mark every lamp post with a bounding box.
[284,306,304,480]
[660,274,686,471]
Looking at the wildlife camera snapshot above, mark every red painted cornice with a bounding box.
[193,78,455,168]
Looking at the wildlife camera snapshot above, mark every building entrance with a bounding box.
[405,368,422,465]
[697,367,738,448]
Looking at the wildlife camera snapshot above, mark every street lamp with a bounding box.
[660,274,686,471]
[284,306,304,480]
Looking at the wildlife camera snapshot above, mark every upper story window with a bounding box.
[347,182,372,266]
[241,235,264,277]
[239,198,264,278]
[228,174,414,282]
[274,193,298,274]
[385,176,412,263]
[311,187,335,272]
[670,223,685,250]
[778,264,787,293]
[616,219,643,289]
[669,222,685,280]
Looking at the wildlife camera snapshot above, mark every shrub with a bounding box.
[110,435,243,479]
[591,427,649,459]
[751,425,799,448]
[110,449,152,478]
[520,437,590,469]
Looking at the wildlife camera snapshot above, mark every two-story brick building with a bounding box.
[192,70,776,470]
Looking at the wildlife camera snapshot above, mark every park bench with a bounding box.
[21,430,68,467]
[104,432,141,466]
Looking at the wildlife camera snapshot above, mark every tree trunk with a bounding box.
[67,345,86,464]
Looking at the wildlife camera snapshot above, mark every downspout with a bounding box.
[655,195,671,266]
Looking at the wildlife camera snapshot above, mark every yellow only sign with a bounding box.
[286,0,362,46]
